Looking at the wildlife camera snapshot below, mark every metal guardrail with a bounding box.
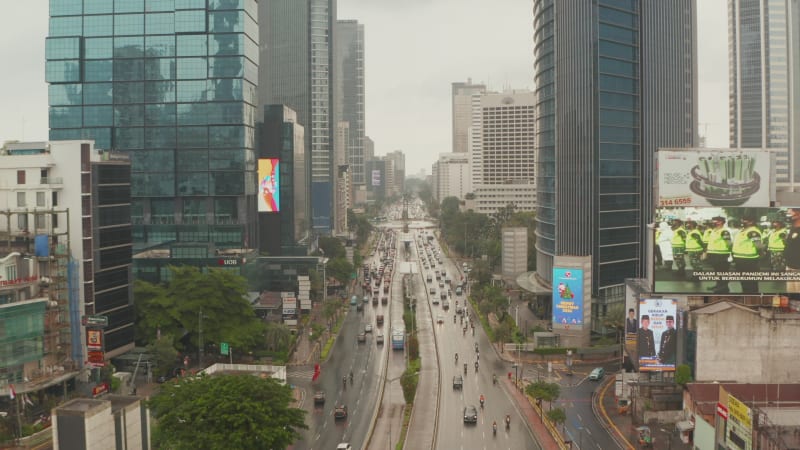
[530,395,569,450]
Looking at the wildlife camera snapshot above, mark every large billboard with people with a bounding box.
[258,158,280,212]
[637,299,677,372]
[552,268,584,327]
[656,149,772,208]
[653,206,800,294]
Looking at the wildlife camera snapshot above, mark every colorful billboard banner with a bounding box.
[654,206,800,294]
[726,394,752,449]
[258,158,280,212]
[552,268,584,327]
[86,328,104,351]
[657,149,771,208]
[371,169,381,187]
[637,299,677,372]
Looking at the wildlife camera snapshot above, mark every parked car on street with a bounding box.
[589,367,605,381]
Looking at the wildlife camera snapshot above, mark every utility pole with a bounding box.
[198,309,204,368]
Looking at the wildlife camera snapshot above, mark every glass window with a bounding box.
[114,127,145,149]
[601,0,637,11]
[84,83,113,104]
[132,171,174,195]
[600,210,638,228]
[209,126,244,148]
[599,193,638,210]
[46,37,80,60]
[178,35,208,57]
[114,105,145,127]
[84,37,113,59]
[599,143,638,160]
[177,127,207,148]
[145,127,177,149]
[600,126,637,143]
[114,60,145,81]
[209,34,242,56]
[114,82,145,103]
[208,78,243,101]
[210,149,244,170]
[85,0,112,14]
[599,6,637,28]
[145,104,176,125]
[147,0,175,12]
[146,12,175,35]
[176,0,206,8]
[600,109,638,127]
[49,16,82,37]
[175,10,207,33]
[49,106,83,128]
[600,159,638,176]
[599,40,637,61]
[83,128,112,149]
[208,11,243,33]
[49,129,82,141]
[17,192,26,207]
[599,57,637,77]
[115,14,144,35]
[599,74,637,93]
[145,80,176,102]
[84,106,114,127]
[84,60,113,82]
[176,80,207,102]
[211,172,244,195]
[600,23,637,44]
[214,198,238,220]
[84,15,113,37]
[114,37,145,58]
[129,149,175,172]
[177,103,207,125]
[208,56,243,78]
[45,60,80,83]
[177,58,208,79]
[18,215,28,230]
[600,92,637,109]
[144,58,176,80]
[177,150,208,171]
[145,35,175,57]
[177,172,209,196]
[115,0,144,13]
[207,103,242,124]
[599,177,638,194]
[49,84,83,106]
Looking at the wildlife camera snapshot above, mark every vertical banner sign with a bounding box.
[371,170,381,187]
[258,158,280,212]
[552,268,584,327]
[637,299,678,372]
[86,328,105,366]
[727,395,753,450]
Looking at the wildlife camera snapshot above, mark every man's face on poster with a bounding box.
[641,318,650,330]
[666,318,675,329]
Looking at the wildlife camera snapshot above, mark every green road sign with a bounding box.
[220,342,229,355]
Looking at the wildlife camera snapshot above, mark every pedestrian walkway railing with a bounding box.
[529,391,570,450]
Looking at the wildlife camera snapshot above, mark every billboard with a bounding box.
[258,158,280,212]
[552,268,584,327]
[657,150,771,208]
[726,394,753,450]
[637,299,677,372]
[654,206,800,294]
[371,169,381,187]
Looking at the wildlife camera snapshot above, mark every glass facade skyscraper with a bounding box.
[729,0,799,187]
[533,0,696,330]
[333,20,365,187]
[47,0,259,253]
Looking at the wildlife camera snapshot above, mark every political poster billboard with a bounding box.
[657,149,772,208]
[637,299,677,372]
[258,158,280,212]
[653,206,800,295]
[371,169,381,187]
[552,268,584,327]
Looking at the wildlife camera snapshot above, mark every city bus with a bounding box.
[391,326,405,350]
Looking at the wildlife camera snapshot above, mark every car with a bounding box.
[436,314,444,324]
[334,405,348,419]
[463,405,478,423]
[357,332,366,343]
[455,286,463,296]
[453,375,463,390]
[429,287,436,295]
[442,300,450,310]
[376,333,384,345]
[376,314,384,325]
[365,324,373,333]
[589,367,605,381]
[336,444,352,450]
[350,296,358,305]
[382,296,388,305]
[313,391,326,404]
[356,302,363,312]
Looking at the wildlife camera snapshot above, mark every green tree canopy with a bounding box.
[327,257,354,286]
[526,381,561,410]
[317,236,346,259]
[148,374,307,450]
[545,407,567,427]
[134,266,265,352]
[146,335,180,377]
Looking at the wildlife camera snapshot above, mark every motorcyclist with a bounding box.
[492,421,497,436]
[505,414,511,429]
[493,374,498,385]
[349,371,353,384]
[479,394,485,408]
[343,376,347,388]
[463,363,467,374]
[475,361,479,372]
[455,352,459,363]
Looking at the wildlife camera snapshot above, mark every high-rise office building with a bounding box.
[470,90,537,214]
[729,0,799,188]
[452,79,486,154]
[334,20,365,187]
[533,0,697,329]
[46,0,259,263]
[260,0,336,233]
[384,150,405,195]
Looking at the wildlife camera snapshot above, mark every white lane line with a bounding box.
[314,433,320,441]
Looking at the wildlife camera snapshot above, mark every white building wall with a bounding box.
[502,227,528,278]
[434,153,471,201]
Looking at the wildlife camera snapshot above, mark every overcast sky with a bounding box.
[0,0,729,176]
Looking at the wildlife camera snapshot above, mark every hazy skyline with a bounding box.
[0,0,729,175]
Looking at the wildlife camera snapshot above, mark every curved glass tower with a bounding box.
[533,0,697,329]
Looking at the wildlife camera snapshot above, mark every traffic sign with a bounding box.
[220,342,230,355]
[82,315,108,327]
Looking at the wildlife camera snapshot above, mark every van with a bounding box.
[588,367,605,381]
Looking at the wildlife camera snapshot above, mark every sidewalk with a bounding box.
[502,377,561,450]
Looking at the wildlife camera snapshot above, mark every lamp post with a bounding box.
[198,309,204,368]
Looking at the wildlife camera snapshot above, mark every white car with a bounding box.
[365,324,373,333]
[337,443,352,450]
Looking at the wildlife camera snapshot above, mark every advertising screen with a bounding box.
[372,169,381,187]
[657,149,771,208]
[552,268,584,327]
[653,206,800,294]
[258,158,280,212]
[637,299,677,372]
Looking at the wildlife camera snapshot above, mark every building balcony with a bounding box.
[39,177,63,186]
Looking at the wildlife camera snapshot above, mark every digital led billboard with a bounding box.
[654,206,800,294]
[371,169,381,187]
[637,298,677,372]
[258,159,280,212]
[552,268,584,327]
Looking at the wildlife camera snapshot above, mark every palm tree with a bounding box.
[264,323,292,352]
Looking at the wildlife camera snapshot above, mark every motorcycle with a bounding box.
[463,363,468,375]
[455,353,459,364]
[479,396,485,409]
[349,372,353,385]
[492,422,497,436]
[493,374,498,386]
[475,361,479,372]
[505,415,511,430]
[343,377,347,389]
[453,315,456,323]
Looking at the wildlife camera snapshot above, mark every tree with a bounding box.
[493,320,514,350]
[134,266,265,353]
[327,257,354,286]
[526,381,561,410]
[148,374,307,449]
[146,335,180,377]
[545,407,567,429]
[675,364,693,386]
[263,323,292,353]
[317,236,346,259]
[322,298,341,329]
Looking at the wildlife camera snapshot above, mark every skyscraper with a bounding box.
[452,79,486,154]
[334,20,366,187]
[46,0,259,255]
[260,0,336,233]
[729,0,799,187]
[533,0,697,328]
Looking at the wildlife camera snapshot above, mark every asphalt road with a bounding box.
[290,232,396,450]
[417,231,541,450]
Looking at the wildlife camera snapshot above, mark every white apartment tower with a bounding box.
[452,80,486,154]
[432,153,472,201]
